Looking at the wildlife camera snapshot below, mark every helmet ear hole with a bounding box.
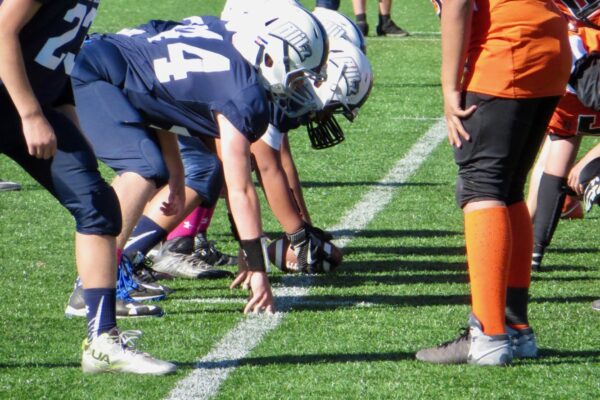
[264,54,273,67]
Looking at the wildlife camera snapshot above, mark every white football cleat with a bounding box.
[82,329,176,375]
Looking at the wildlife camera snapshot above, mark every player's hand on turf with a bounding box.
[230,270,251,290]
[244,271,275,314]
[443,89,476,149]
[22,113,57,159]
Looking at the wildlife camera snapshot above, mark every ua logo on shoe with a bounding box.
[91,350,110,364]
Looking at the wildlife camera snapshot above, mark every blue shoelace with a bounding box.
[116,255,139,301]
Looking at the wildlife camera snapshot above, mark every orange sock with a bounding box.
[506,201,533,330]
[465,206,511,335]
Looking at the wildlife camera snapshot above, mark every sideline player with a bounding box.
[525,3,600,271]
[69,7,328,313]
[416,0,570,365]
[0,0,175,374]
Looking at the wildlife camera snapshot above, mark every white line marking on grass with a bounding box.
[165,120,447,400]
[176,298,375,308]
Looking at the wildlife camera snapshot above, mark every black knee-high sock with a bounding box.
[532,173,567,269]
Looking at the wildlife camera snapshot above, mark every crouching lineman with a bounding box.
[0,0,175,374]
[125,7,373,285]
[68,4,328,313]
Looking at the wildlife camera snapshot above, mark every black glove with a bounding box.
[287,225,329,274]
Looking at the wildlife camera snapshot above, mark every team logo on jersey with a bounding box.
[577,115,600,135]
[272,22,312,61]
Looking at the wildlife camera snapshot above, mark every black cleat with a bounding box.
[376,19,409,37]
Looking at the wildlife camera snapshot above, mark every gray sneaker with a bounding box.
[65,283,164,318]
[468,316,512,365]
[592,299,600,311]
[415,328,470,364]
[0,180,21,192]
[151,237,234,279]
[416,315,512,366]
[506,326,538,358]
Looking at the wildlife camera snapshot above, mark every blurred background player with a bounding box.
[526,2,600,271]
[0,0,175,374]
[416,0,570,366]
[352,0,408,37]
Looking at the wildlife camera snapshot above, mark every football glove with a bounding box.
[287,225,330,274]
[584,176,600,212]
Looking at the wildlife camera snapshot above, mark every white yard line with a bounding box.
[176,298,375,308]
[165,120,447,400]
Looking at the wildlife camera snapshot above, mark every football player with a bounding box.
[127,13,373,280]
[526,1,600,271]
[69,6,328,313]
[416,0,570,366]
[0,0,175,374]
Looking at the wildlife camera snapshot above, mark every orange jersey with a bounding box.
[547,23,600,137]
[548,92,600,136]
[463,0,571,99]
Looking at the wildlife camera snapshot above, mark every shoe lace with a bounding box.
[439,327,470,348]
[116,255,140,302]
[192,239,222,265]
[111,329,144,354]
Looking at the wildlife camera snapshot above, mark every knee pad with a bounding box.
[184,152,224,207]
[138,137,170,188]
[73,183,122,236]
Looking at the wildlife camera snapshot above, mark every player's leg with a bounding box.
[377,0,409,37]
[531,135,580,271]
[352,0,368,36]
[129,135,232,279]
[417,94,553,366]
[4,108,174,374]
[71,39,170,310]
[504,96,560,357]
[526,135,551,218]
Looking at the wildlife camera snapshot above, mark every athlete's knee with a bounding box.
[184,153,224,207]
[73,184,122,236]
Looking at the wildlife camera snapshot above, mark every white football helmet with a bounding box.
[230,1,329,117]
[305,38,373,149]
[315,38,372,121]
[312,7,367,54]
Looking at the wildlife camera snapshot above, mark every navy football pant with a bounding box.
[178,135,223,207]
[454,93,560,208]
[72,39,223,206]
[71,40,170,188]
[0,93,121,236]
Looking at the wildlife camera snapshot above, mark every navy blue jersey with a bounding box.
[2,0,99,105]
[270,103,304,133]
[95,17,269,142]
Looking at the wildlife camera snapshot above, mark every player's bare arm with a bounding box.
[216,112,275,314]
[440,0,476,149]
[0,0,56,159]
[156,129,186,216]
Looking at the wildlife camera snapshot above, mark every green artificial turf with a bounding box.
[1,1,598,399]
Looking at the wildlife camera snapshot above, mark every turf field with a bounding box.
[1,1,599,399]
